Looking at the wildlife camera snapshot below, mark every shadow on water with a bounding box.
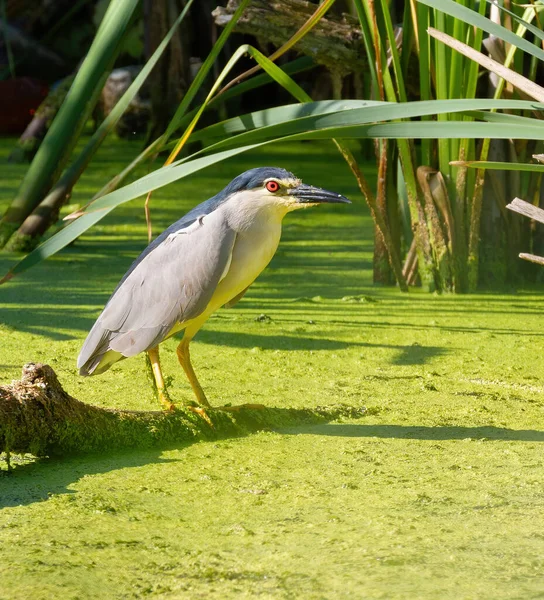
[0,448,180,510]
[282,423,544,442]
[196,330,449,365]
[3,419,542,511]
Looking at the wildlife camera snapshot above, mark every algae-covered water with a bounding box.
[1,138,543,599]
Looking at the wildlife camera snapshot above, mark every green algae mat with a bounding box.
[1,138,544,599]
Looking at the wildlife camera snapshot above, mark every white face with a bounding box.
[258,177,318,212]
[223,177,317,232]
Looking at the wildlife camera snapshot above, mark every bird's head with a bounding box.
[220,167,351,215]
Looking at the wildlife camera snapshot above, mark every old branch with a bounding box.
[0,364,362,464]
[506,197,544,266]
[506,197,544,225]
[519,253,544,266]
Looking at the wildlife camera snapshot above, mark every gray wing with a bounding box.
[78,210,236,375]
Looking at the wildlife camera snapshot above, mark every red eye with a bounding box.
[266,180,280,193]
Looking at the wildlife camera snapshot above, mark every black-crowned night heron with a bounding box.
[78,167,350,410]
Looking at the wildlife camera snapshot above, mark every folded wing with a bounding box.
[78,210,236,375]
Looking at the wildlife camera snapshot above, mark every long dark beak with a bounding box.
[288,183,351,204]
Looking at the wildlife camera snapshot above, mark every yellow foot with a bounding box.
[218,403,267,412]
[158,392,176,412]
[186,405,214,428]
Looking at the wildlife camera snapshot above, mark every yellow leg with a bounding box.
[176,337,211,408]
[147,346,175,411]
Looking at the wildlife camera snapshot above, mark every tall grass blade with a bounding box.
[4,99,544,283]
[428,27,544,102]
[189,99,544,155]
[190,100,387,143]
[416,2,432,166]
[163,0,251,141]
[418,0,544,62]
[378,0,407,102]
[44,0,195,217]
[450,160,544,172]
[217,0,336,97]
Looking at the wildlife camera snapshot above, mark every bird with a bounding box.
[78,167,350,411]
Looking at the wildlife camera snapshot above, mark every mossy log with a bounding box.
[0,364,363,466]
[212,0,366,77]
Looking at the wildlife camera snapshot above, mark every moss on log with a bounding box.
[0,364,363,464]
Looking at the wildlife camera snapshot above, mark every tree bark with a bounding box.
[417,166,455,292]
[373,141,393,285]
[0,364,363,469]
[144,0,191,144]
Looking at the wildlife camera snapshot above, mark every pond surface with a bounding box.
[1,138,543,598]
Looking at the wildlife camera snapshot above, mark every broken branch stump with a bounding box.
[0,364,363,462]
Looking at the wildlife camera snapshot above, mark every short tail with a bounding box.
[78,322,118,376]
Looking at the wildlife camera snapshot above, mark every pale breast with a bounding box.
[208,220,282,311]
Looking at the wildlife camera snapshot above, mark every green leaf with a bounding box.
[294,120,544,141]
[3,0,140,224]
[467,111,544,126]
[190,100,387,142]
[378,0,407,102]
[44,0,195,207]
[4,99,544,283]
[450,160,544,172]
[189,99,544,156]
[204,56,315,110]
[164,0,251,140]
[0,145,263,283]
[168,43,312,161]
